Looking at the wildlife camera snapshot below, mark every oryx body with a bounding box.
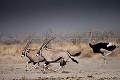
[37,46,81,72]
[21,38,45,70]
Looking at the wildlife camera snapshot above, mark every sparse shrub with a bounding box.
[0,30,120,57]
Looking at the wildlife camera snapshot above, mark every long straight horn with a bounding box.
[38,37,56,53]
[24,38,34,50]
[43,37,56,48]
[38,40,47,51]
[37,39,47,56]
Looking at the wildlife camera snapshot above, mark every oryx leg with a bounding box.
[26,61,32,71]
[43,61,52,73]
[37,62,40,66]
[32,62,38,69]
[54,59,66,72]
[54,66,62,72]
[60,59,66,72]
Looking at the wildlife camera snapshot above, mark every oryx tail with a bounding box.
[67,51,81,64]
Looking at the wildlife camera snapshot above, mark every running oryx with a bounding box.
[21,38,45,70]
[36,37,81,73]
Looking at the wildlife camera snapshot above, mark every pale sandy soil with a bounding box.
[0,54,120,80]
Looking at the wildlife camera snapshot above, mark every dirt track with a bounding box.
[0,55,120,80]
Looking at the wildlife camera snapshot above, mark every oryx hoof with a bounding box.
[25,69,28,71]
[36,67,39,69]
[53,70,57,72]
[61,71,69,73]
[25,68,32,71]
[25,69,31,71]
[34,67,39,69]
[104,61,107,64]
[54,68,60,72]
[41,70,47,74]
[43,71,47,74]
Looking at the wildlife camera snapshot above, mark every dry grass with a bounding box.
[0,44,39,56]
[0,44,21,56]
[0,43,120,58]
[0,43,81,56]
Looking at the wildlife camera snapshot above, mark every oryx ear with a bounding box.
[27,49,30,53]
[37,50,40,54]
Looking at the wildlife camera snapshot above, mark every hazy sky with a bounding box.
[0,0,120,34]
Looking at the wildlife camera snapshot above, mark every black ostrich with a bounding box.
[89,42,118,63]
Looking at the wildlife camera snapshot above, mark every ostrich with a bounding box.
[88,31,119,63]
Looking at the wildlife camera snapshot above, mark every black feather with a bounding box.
[89,42,116,53]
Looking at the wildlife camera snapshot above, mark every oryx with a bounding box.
[36,37,81,73]
[21,38,45,70]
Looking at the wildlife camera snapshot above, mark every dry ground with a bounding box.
[0,43,120,80]
[0,54,120,80]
